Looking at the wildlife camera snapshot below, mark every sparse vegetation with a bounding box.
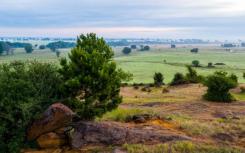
[123,142,243,153]
[97,108,154,122]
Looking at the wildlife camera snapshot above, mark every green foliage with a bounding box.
[140,45,150,51]
[230,73,238,83]
[24,44,33,53]
[56,50,61,57]
[203,71,238,102]
[122,47,132,55]
[170,72,186,86]
[0,42,12,55]
[190,48,198,53]
[46,41,76,51]
[39,45,46,50]
[59,33,131,120]
[0,42,4,55]
[153,72,164,87]
[0,61,62,153]
[185,65,203,83]
[243,72,245,79]
[131,45,137,49]
[192,60,200,67]
[208,62,213,68]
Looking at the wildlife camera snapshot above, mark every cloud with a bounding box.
[0,0,245,39]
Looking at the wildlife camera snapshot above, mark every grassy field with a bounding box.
[1,45,245,83]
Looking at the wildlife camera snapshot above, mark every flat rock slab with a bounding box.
[70,121,191,149]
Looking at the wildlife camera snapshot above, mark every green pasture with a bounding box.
[0,46,245,83]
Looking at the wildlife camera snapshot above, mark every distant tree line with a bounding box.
[121,45,151,55]
[221,43,236,48]
[46,41,76,52]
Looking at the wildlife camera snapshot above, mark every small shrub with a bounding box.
[208,62,214,68]
[230,73,238,83]
[214,63,225,65]
[24,44,33,53]
[192,60,200,67]
[203,71,238,102]
[190,48,198,53]
[141,86,151,92]
[185,66,203,83]
[170,72,186,86]
[133,85,139,90]
[154,72,164,87]
[162,88,169,93]
[240,87,245,93]
[39,45,46,50]
[122,47,132,55]
[131,45,137,49]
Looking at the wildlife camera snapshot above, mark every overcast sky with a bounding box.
[0,0,245,40]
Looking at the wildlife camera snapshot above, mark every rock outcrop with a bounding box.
[37,132,66,149]
[27,103,75,140]
[70,121,190,149]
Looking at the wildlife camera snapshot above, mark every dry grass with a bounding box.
[121,84,205,104]
[123,141,243,153]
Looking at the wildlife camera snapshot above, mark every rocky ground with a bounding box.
[23,84,245,153]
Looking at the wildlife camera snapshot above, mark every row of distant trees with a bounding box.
[122,45,151,54]
[0,41,76,56]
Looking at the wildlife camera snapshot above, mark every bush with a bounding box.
[170,72,186,86]
[24,44,33,53]
[140,45,150,51]
[207,62,214,68]
[59,33,131,120]
[190,48,198,53]
[131,45,137,49]
[192,60,200,67]
[0,61,62,153]
[39,45,46,50]
[243,72,245,79]
[154,72,164,87]
[185,66,203,83]
[203,71,238,102]
[122,47,132,55]
[230,73,238,83]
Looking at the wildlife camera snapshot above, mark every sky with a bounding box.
[0,0,245,40]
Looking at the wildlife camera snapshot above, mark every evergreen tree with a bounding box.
[59,33,131,119]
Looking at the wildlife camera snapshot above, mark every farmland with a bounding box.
[1,44,245,83]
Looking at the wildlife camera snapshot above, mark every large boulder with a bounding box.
[70,121,190,149]
[27,103,75,140]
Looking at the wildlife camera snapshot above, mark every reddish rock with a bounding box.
[70,121,190,149]
[27,103,75,140]
[37,132,66,149]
